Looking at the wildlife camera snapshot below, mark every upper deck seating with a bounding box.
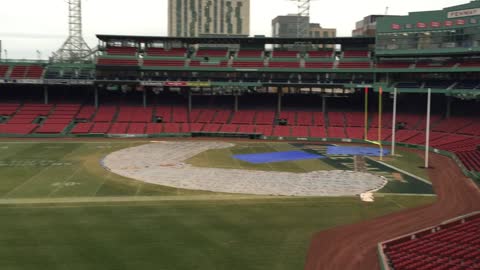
[343,50,369,58]
[270,51,298,58]
[97,58,139,66]
[146,48,186,57]
[376,62,412,69]
[237,50,263,58]
[268,61,300,68]
[307,51,333,58]
[143,60,185,67]
[304,62,334,69]
[337,62,371,69]
[106,47,137,56]
[0,65,9,78]
[232,61,265,68]
[196,49,228,58]
[189,60,228,68]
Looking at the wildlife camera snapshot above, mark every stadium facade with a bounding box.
[0,1,479,182]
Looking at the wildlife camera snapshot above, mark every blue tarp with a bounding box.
[233,150,324,164]
[326,146,390,156]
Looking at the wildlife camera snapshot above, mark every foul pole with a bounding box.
[391,88,398,155]
[364,86,384,161]
[378,87,384,160]
[425,88,432,168]
[364,87,369,139]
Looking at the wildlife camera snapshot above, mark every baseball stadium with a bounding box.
[0,1,479,270]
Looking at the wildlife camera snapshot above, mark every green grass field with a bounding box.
[0,140,436,270]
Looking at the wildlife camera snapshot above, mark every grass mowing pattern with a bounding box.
[0,140,437,270]
[0,142,214,198]
[0,196,435,270]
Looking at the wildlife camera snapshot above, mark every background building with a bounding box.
[309,23,336,38]
[352,15,394,37]
[272,15,310,38]
[272,15,336,39]
[168,0,250,37]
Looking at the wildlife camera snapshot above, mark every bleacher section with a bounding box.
[271,51,298,58]
[232,61,265,68]
[97,58,139,66]
[343,50,369,58]
[307,51,333,58]
[146,48,186,57]
[106,47,137,56]
[190,60,228,68]
[237,50,263,58]
[9,65,44,79]
[196,49,228,58]
[143,59,185,67]
[0,65,9,78]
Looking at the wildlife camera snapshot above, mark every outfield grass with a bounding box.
[0,140,437,270]
[186,142,335,172]
[375,149,430,180]
[0,196,435,270]
[0,142,214,198]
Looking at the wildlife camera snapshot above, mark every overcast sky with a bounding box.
[0,0,469,59]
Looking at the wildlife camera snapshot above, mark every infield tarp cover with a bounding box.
[233,151,324,164]
[327,146,390,156]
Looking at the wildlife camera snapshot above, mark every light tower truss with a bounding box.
[291,0,311,38]
[53,0,92,62]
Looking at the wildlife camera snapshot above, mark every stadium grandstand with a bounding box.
[379,212,480,270]
[2,5,480,180]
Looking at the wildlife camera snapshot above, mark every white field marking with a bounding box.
[3,162,56,198]
[47,165,84,197]
[366,157,431,184]
[51,182,81,187]
[2,147,80,197]
[375,193,436,197]
[0,141,149,144]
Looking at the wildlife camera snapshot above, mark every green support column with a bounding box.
[43,86,48,105]
[234,95,239,112]
[188,88,192,113]
[446,96,452,119]
[143,89,147,108]
[94,86,99,109]
[322,95,327,115]
[277,87,283,114]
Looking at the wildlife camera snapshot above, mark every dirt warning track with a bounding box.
[304,152,480,270]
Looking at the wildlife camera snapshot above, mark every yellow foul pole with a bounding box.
[364,87,369,140]
[378,87,384,161]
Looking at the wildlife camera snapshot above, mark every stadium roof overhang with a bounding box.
[96,34,375,46]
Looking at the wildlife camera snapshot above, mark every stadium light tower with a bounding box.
[53,0,92,62]
[289,0,312,38]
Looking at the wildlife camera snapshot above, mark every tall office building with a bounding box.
[168,0,250,37]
